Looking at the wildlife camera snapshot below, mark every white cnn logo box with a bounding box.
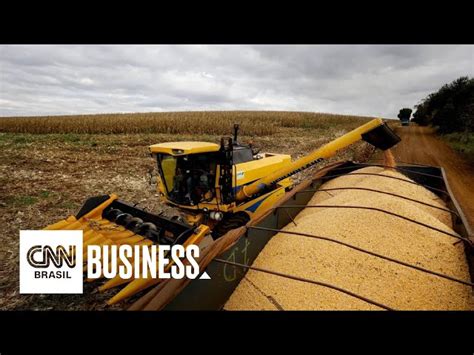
[20,230,83,294]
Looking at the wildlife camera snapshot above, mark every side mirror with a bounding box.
[220,137,233,151]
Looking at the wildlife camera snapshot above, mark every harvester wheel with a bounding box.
[212,213,250,239]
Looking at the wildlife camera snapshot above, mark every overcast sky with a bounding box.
[0,45,472,118]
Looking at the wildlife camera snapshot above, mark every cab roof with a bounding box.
[149,141,220,155]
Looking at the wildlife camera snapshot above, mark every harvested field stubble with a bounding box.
[224,167,474,310]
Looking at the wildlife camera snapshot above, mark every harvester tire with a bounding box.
[212,213,250,239]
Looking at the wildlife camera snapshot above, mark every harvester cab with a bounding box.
[149,123,293,236]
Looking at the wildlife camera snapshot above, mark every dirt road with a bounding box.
[388,125,474,231]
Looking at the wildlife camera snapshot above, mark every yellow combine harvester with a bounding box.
[43,118,401,305]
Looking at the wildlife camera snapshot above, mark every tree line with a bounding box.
[411,76,474,133]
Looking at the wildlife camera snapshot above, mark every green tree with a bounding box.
[412,76,474,133]
[412,103,430,126]
[397,108,412,122]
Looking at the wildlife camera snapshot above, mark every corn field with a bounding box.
[0,111,375,135]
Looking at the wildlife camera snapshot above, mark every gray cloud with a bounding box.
[0,45,473,117]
